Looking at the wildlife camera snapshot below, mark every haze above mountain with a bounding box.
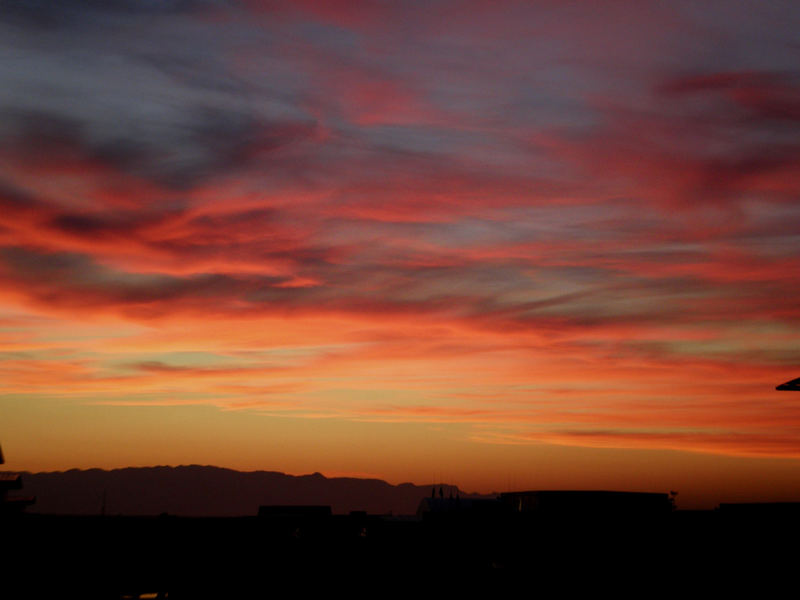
[22,466,486,516]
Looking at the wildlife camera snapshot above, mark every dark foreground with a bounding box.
[5,506,799,598]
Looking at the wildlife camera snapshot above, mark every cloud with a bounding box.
[658,70,800,122]
[3,0,226,28]
[1,1,799,467]
[539,429,800,458]
[0,105,319,190]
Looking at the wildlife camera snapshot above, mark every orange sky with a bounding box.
[1,1,799,509]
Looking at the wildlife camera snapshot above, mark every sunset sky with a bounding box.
[1,1,799,508]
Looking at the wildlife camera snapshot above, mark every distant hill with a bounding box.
[22,466,490,516]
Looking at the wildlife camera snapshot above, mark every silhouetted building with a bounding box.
[258,505,332,519]
[416,496,502,519]
[258,504,333,540]
[719,502,800,517]
[499,490,672,517]
[0,445,35,514]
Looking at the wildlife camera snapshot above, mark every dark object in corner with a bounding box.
[0,444,36,515]
[776,377,800,391]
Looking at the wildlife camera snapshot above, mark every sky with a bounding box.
[1,0,799,508]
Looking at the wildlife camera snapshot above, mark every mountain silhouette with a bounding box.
[22,465,481,516]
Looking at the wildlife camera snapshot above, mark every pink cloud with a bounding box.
[1,1,799,473]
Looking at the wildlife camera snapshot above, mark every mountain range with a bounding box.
[21,465,487,516]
